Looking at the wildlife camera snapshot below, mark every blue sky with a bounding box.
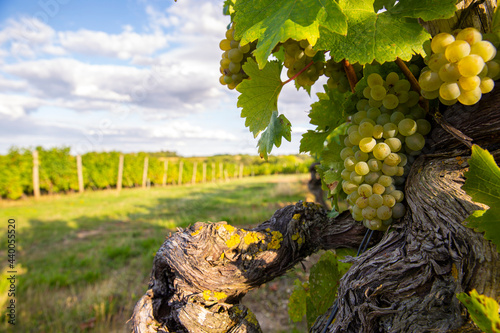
[0,0,322,156]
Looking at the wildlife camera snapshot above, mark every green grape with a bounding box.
[378,175,393,187]
[342,181,358,195]
[382,194,396,208]
[359,137,376,153]
[340,147,355,160]
[392,202,406,219]
[471,40,497,62]
[229,61,241,74]
[348,131,362,146]
[377,205,392,220]
[398,118,417,136]
[357,99,370,111]
[363,87,372,99]
[341,169,351,181]
[456,27,482,46]
[348,191,361,205]
[431,32,455,54]
[457,86,481,105]
[362,206,377,220]
[396,166,405,177]
[416,119,432,136]
[458,54,485,77]
[385,137,402,152]
[384,184,396,195]
[370,85,387,101]
[368,194,383,208]
[367,107,381,120]
[364,171,381,185]
[376,114,391,126]
[344,136,354,147]
[438,63,461,82]
[367,73,384,88]
[356,196,369,209]
[410,106,426,119]
[407,91,421,106]
[390,111,405,125]
[358,184,373,198]
[405,133,425,151]
[230,40,240,49]
[397,153,408,167]
[369,98,384,108]
[239,43,251,53]
[479,77,494,93]
[373,142,391,160]
[373,183,385,195]
[458,75,481,91]
[383,94,399,109]
[344,156,357,171]
[428,53,449,72]
[367,159,382,172]
[353,111,367,124]
[350,171,364,185]
[382,123,398,139]
[358,122,374,137]
[227,82,237,90]
[391,190,404,203]
[360,118,376,126]
[486,60,500,80]
[354,150,369,162]
[445,40,471,63]
[381,163,398,176]
[228,48,244,62]
[352,211,364,221]
[373,124,384,139]
[219,39,232,51]
[355,161,370,176]
[223,75,234,84]
[421,88,440,100]
[386,72,399,86]
[419,70,443,91]
[347,125,359,135]
[384,153,401,166]
[439,82,461,100]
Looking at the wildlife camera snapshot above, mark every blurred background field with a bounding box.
[1,172,317,332]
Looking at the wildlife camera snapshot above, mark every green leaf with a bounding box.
[306,251,341,328]
[288,279,308,323]
[316,0,455,64]
[457,289,500,333]
[462,145,500,253]
[237,59,283,137]
[493,6,500,40]
[257,111,291,159]
[234,0,347,68]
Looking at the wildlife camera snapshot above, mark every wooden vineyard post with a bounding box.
[76,155,84,193]
[192,162,197,184]
[178,161,183,185]
[32,150,40,199]
[219,163,223,181]
[117,154,124,193]
[239,163,244,179]
[202,163,207,183]
[142,157,149,189]
[162,160,168,187]
[212,163,216,183]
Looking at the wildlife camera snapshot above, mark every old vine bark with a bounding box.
[132,88,500,332]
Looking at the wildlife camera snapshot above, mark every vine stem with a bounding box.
[282,60,315,85]
[394,57,429,113]
[342,59,358,93]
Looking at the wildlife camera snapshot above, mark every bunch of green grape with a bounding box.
[419,27,499,105]
[325,59,363,93]
[281,39,325,88]
[340,72,432,231]
[219,26,255,90]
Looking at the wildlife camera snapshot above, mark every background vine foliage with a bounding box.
[133,0,500,332]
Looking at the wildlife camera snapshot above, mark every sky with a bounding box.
[0,0,324,157]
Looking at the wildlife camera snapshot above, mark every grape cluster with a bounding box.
[325,59,362,93]
[282,39,325,88]
[219,26,255,90]
[419,27,499,105]
[341,72,432,231]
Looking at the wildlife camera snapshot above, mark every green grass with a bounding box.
[0,174,312,332]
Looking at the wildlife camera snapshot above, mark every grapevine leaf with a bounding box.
[456,289,500,333]
[234,0,347,68]
[257,111,291,159]
[237,59,283,137]
[316,0,437,64]
[300,131,330,156]
[318,140,345,211]
[462,145,500,253]
[388,0,458,21]
[288,279,308,323]
[307,251,341,328]
[492,6,500,40]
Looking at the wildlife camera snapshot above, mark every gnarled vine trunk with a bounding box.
[131,88,500,332]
